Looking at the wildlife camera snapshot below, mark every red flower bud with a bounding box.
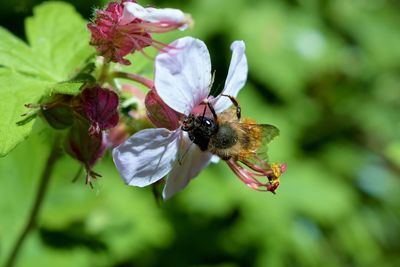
[65,119,107,187]
[72,86,119,136]
[145,89,181,130]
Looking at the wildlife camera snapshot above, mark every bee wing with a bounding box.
[258,124,280,144]
[234,122,279,163]
[235,121,279,145]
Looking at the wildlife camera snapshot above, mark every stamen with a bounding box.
[226,159,282,193]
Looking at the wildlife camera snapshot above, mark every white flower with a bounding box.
[112,37,248,199]
[121,2,192,30]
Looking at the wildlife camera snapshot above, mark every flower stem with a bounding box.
[112,71,154,89]
[5,136,61,267]
[97,62,110,85]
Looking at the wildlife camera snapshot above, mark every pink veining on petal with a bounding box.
[190,102,215,117]
[154,37,212,115]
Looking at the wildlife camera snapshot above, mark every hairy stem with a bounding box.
[5,136,61,267]
[112,71,154,89]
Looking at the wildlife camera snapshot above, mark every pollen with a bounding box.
[242,118,263,150]
[271,163,282,178]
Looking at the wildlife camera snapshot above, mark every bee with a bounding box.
[181,95,279,163]
[181,95,283,192]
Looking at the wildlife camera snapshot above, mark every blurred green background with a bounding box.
[1,0,400,266]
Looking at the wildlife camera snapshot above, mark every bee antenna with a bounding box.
[201,104,207,122]
[207,102,218,122]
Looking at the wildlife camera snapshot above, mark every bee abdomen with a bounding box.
[211,123,238,149]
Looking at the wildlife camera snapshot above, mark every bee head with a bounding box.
[181,114,196,131]
[181,115,217,136]
[194,116,216,131]
[181,114,218,151]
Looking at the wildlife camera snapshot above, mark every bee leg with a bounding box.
[221,94,241,119]
[200,98,218,121]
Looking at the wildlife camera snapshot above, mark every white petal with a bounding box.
[112,128,179,187]
[162,132,213,199]
[124,2,185,24]
[123,2,149,22]
[120,3,136,25]
[144,7,185,24]
[212,41,248,113]
[155,37,212,115]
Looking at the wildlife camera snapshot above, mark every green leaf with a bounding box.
[0,69,51,156]
[0,68,84,156]
[0,2,94,156]
[25,2,94,81]
[0,27,48,79]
